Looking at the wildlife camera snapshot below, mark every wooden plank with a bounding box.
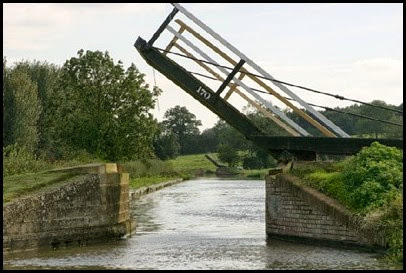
[166,25,310,136]
[171,4,349,138]
[173,19,337,138]
[171,43,301,136]
[148,7,179,46]
[224,73,244,101]
[216,59,245,96]
[163,25,185,54]
[135,37,267,142]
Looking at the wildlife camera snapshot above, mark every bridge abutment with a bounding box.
[265,173,387,250]
[3,163,136,253]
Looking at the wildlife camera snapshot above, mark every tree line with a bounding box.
[3,50,403,173]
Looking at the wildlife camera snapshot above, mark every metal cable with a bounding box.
[154,46,403,114]
[188,70,403,127]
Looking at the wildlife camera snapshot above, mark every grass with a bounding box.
[123,154,216,190]
[3,171,82,203]
[292,157,403,266]
[241,169,270,179]
[167,153,217,174]
[3,152,273,202]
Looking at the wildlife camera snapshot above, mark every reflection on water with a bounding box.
[3,177,395,270]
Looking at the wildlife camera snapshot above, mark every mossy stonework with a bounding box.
[265,174,387,250]
[3,163,136,253]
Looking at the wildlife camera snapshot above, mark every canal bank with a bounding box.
[3,178,395,270]
[265,173,387,251]
[3,163,135,253]
[129,178,185,199]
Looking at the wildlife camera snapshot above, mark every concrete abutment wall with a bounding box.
[3,163,136,253]
[265,173,387,250]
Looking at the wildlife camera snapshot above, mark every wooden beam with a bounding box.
[216,59,245,96]
[174,19,337,138]
[163,25,185,54]
[166,25,310,136]
[172,43,301,136]
[224,73,245,101]
[172,4,349,138]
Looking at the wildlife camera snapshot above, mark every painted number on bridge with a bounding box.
[196,86,211,100]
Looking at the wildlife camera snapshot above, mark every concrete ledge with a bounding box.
[48,163,118,174]
[129,178,185,199]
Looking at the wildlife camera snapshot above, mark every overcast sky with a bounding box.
[3,3,403,131]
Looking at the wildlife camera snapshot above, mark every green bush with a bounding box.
[342,142,403,213]
[242,155,263,169]
[121,159,176,178]
[217,144,240,167]
[3,144,48,177]
[299,142,403,263]
[305,171,349,204]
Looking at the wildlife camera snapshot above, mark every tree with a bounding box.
[217,143,240,167]
[214,119,248,151]
[153,123,180,160]
[161,105,202,154]
[52,49,160,161]
[356,100,394,138]
[10,60,61,158]
[3,66,42,153]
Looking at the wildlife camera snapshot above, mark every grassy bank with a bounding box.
[121,154,217,190]
[3,153,272,200]
[292,143,403,265]
[121,153,271,190]
[3,171,82,203]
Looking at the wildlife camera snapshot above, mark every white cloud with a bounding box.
[254,58,403,110]
[3,3,167,51]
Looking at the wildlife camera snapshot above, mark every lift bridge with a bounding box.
[134,3,403,161]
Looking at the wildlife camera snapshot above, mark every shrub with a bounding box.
[305,171,349,204]
[121,159,176,179]
[217,144,240,167]
[298,142,403,263]
[3,144,48,177]
[342,142,403,212]
[242,155,263,169]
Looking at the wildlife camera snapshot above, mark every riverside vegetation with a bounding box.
[292,142,403,264]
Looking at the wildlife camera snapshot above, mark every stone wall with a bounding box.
[3,163,136,253]
[265,173,386,250]
[129,178,184,199]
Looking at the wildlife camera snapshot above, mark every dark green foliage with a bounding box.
[356,100,396,138]
[217,144,240,167]
[3,144,46,177]
[286,101,403,138]
[3,67,42,153]
[121,159,177,179]
[161,105,202,155]
[246,109,290,136]
[242,154,264,169]
[243,144,277,169]
[10,60,61,157]
[342,142,403,212]
[52,49,159,161]
[296,142,403,262]
[153,128,180,160]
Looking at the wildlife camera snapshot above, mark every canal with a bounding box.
[3,177,392,270]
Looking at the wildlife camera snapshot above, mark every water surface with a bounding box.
[3,177,394,270]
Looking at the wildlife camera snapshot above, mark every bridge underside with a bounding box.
[135,37,403,161]
[251,136,403,161]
